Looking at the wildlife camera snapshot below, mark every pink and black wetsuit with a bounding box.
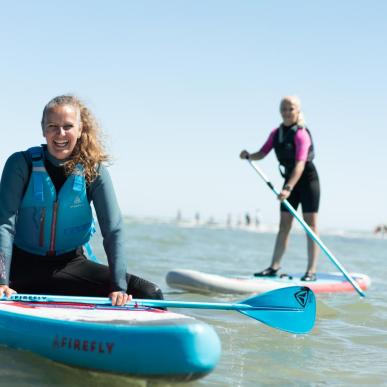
[260,124,320,213]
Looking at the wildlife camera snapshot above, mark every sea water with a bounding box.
[0,218,386,386]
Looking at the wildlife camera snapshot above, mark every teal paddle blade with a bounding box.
[238,286,316,334]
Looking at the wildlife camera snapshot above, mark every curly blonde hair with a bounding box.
[41,95,109,184]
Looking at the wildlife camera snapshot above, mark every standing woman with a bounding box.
[240,96,320,281]
[0,95,164,303]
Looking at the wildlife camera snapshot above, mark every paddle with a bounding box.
[4,286,315,334]
[246,160,365,297]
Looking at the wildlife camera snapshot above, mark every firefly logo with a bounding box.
[52,335,114,354]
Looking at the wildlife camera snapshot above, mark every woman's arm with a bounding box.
[0,152,29,289]
[240,128,278,160]
[277,161,306,201]
[284,161,306,191]
[89,165,128,293]
[240,149,266,160]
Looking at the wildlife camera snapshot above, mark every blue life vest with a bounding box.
[14,146,94,256]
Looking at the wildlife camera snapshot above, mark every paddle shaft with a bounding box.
[3,286,315,334]
[6,294,302,312]
[247,160,365,297]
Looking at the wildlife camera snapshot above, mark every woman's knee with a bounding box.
[278,214,293,234]
[127,275,164,299]
[303,213,318,230]
[152,286,164,300]
[142,282,164,300]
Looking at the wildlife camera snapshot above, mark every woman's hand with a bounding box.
[240,150,250,159]
[109,291,132,306]
[0,285,17,298]
[278,187,292,202]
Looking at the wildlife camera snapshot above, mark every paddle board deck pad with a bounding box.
[0,299,221,380]
[166,269,371,295]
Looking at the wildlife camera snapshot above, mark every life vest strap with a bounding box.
[73,166,84,192]
[83,218,98,261]
[28,147,45,202]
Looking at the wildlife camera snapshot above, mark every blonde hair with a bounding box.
[280,95,305,126]
[41,95,109,184]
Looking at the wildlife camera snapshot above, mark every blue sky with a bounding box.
[1,1,386,230]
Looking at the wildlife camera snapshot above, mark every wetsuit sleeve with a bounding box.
[258,128,277,155]
[294,128,312,161]
[0,152,30,285]
[89,165,128,292]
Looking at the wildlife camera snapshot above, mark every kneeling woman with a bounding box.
[0,95,163,305]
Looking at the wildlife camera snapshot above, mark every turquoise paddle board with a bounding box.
[0,297,221,380]
[166,269,371,295]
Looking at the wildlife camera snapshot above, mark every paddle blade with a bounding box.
[239,286,316,334]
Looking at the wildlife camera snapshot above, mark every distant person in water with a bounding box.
[374,224,387,237]
[240,96,320,281]
[245,213,251,226]
[0,94,164,304]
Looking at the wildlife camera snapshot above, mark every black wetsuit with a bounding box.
[274,125,320,213]
[10,245,162,299]
[282,162,320,213]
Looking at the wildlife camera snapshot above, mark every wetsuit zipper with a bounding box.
[39,207,46,247]
[48,201,59,255]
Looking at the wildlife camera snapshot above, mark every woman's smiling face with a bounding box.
[42,105,82,160]
[280,100,299,126]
